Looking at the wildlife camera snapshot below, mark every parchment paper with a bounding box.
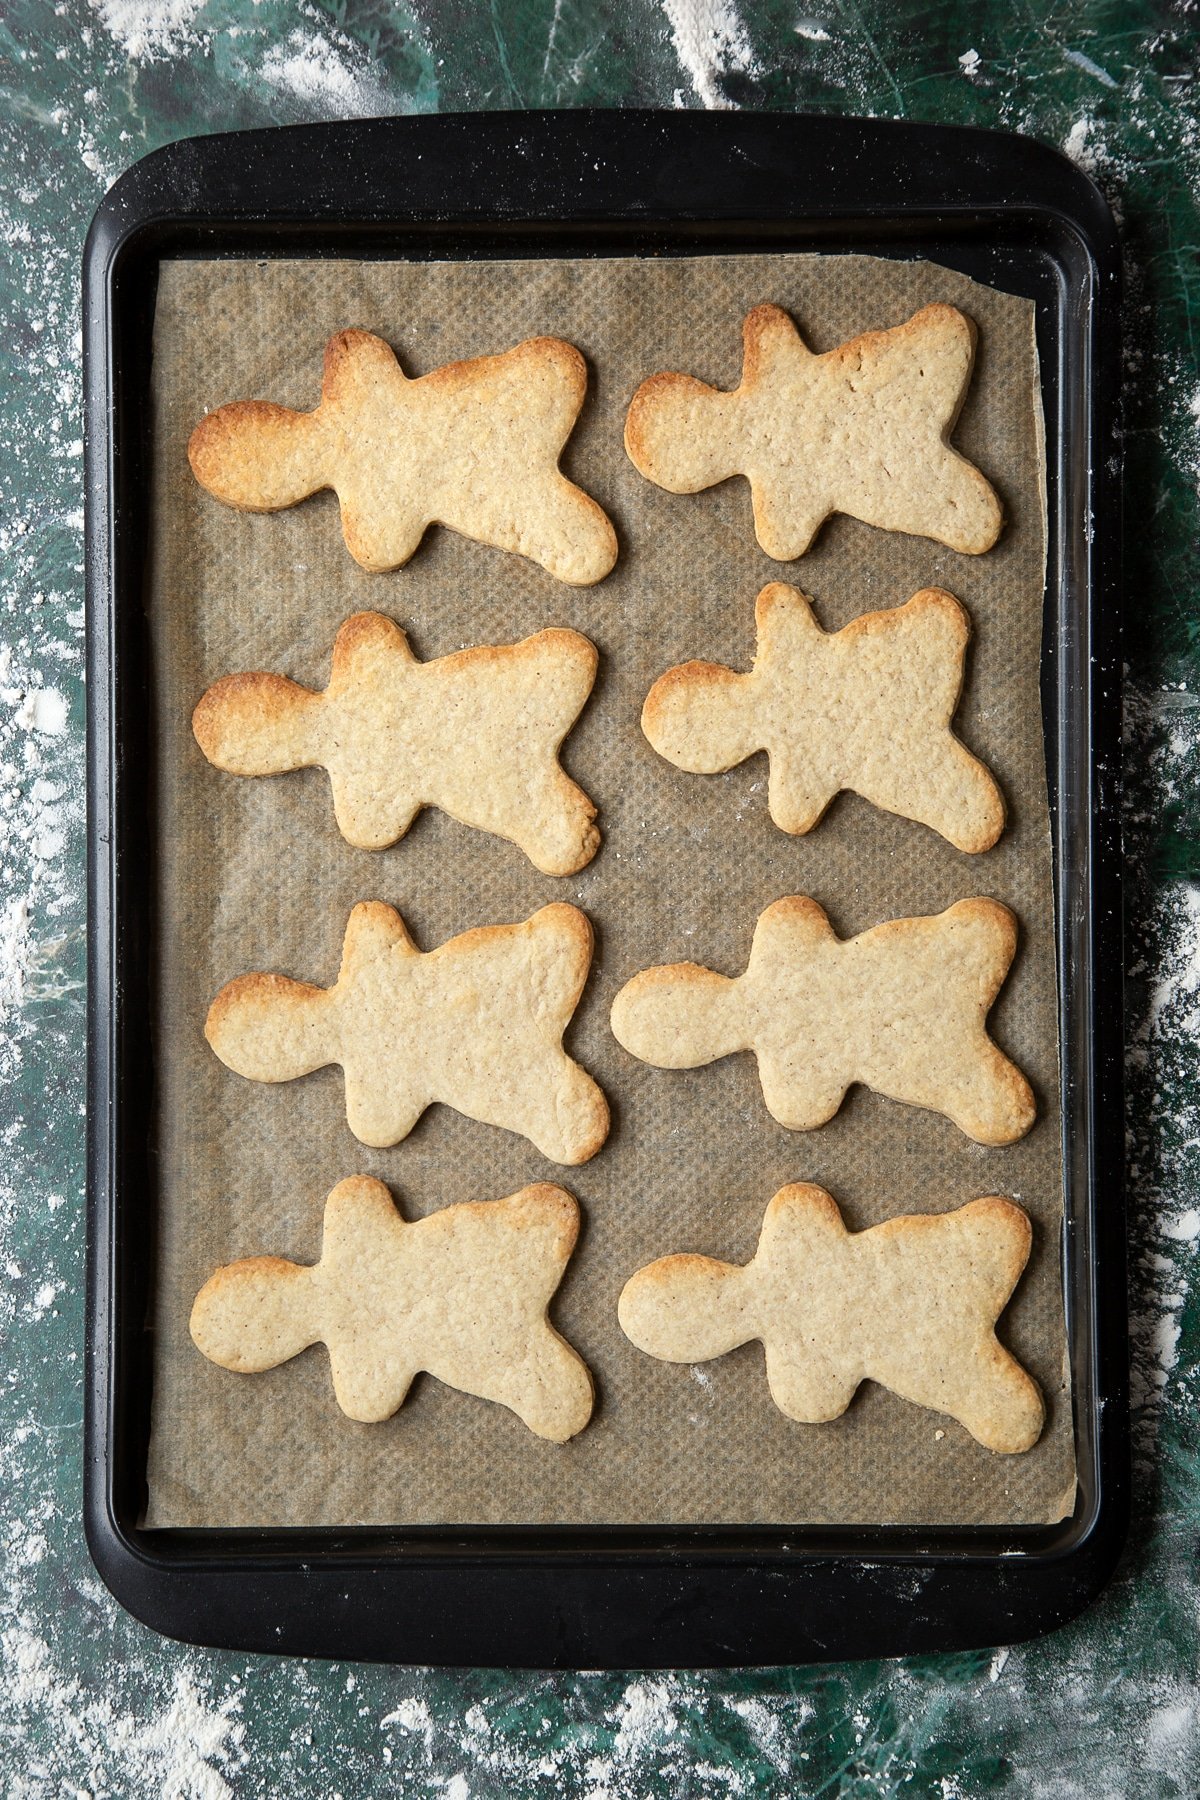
[143,253,1074,1527]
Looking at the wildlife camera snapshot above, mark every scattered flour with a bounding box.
[1,1630,247,1800]
[661,0,757,109]
[87,0,206,62]
[1125,871,1200,1430]
[15,688,67,736]
[611,1678,680,1761]
[0,897,30,1011]
[1062,115,1100,173]
[380,1695,435,1757]
[259,28,393,118]
[1062,46,1119,90]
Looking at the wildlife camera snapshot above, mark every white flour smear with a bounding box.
[89,0,430,121]
[3,1625,247,1799]
[259,28,394,118]
[661,0,757,108]
[88,0,206,62]
[1125,713,1200,1455]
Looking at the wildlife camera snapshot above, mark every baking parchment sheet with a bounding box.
[143,253,1073,1527]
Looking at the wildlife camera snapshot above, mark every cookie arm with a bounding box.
[192,672,325,774]
[188,402,329,511]
[190,1258,319,1373]
[611,962,747,1069]
[205,973,337,1083]
[618,1254,755,1362]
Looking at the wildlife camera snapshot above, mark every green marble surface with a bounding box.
[0,1,1196,1793]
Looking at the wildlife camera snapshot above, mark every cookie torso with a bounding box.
[189,329,618,584]
[191,1177,595,1441]
[625,303,1002,558]
[642,584,1004,851]
[193,613,601,875]
[205,900,610,1163]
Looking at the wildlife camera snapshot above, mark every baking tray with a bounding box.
[83,110,1126,1667]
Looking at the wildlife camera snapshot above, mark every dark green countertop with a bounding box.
[1,2,1196,1793]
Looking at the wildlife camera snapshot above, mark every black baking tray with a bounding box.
[84,110,1126,1667]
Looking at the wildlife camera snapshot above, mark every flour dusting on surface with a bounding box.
[661,0,757,109]
[1062,115,1100,172]
[2,1625,247,1798]
[259,28,393,118]
[88,0,205,62]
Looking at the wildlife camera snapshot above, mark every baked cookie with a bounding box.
[192,1176,594,1442]
[641,584,1003,852]
[189,328,618,584]
[618,1184,1043,1453]
[194,613,600,876]
[625,303,1002,557]
[207,901,609,1164]
[610,896,1034,1145]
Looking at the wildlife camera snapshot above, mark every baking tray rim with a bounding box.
[83,109,1126,1665]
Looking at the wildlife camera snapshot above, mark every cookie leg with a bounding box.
[952,1347,1045,1453]
[763,1342,861,1424]
[521,474,619,586]
[919,447,1004,555]
[938,1042,1036,1146]
[897,1340,1044,1453]
[890,737,1005,854]
[463,1327,594,1442]
[510,768,600,877]
[516,1052,609,1166]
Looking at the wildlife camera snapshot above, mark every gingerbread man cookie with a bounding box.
[610,896,1034,1145]
[641,584,1004,852]
[189,328,618,584]
[192,1177,594,1442]
[625,303,1002,557]
[194,614,601,875]
[619,1184,1043,1453]
[207,901,609,1163]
